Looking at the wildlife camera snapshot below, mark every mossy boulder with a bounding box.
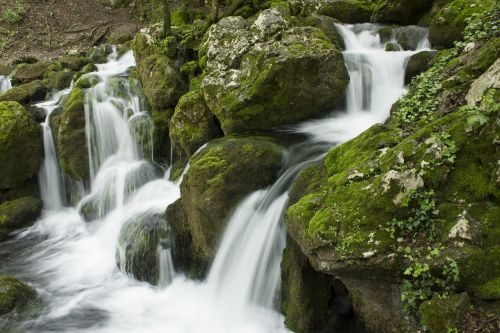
[405,50,437,84]
[300,14,345,50]
[394,25,428,51]
[59,55,90,72]
[0,275,38,330]
[316,0,380,23]
[44,68,75,90]
[0,196,43,241]
[429,0,495,49]
[117,213,169,285]
[11,62,50,85]
[169,90,223,172]
[372,0,433,25]
[132,33,187,111]
[0,102,43,190]
[0,80,49,105]
[52,87,89,183]
[418,293,470,333]
[201,8,349,134]
[0,64,13,76]
[180,136,284,260]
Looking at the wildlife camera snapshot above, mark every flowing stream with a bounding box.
[0,24,430,332]
[0,75,11,93]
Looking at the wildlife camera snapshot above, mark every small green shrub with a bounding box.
[3,1,27,24]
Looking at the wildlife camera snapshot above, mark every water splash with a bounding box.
[0,75,11,93]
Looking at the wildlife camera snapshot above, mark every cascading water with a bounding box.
[0,24,431,333]
[0,75,11,93]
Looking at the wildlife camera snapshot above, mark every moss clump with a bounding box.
[180,136,283,260]
[0,196,42,240]
[429,0,496,48]
[318,0,380,23]
[461,248,500,300]
[11,61,50,84]
[117,213,169,285]
[52,87,89,182]
[0,102,43,190]
[0,80,48,105]
[418,293,469,333]
[169,90,222,175]
[0,275,37,315]
[372,0,433,25]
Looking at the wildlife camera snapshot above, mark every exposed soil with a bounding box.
[0,0,140,64]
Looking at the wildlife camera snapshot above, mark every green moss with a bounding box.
[0,196,42,231]
[180,136,283,259]
[461,247,500,300]
[429,0,495,48]
[372,0,433,25]
[418,293,469,333]
[12,61,50,84]
[53,87,89,182]
[0,275,37,315]
[318,0,380,23]
[0,80,48,105]
[0,102,43,189]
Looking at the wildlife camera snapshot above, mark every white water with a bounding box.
[1,24,430,333]
[297,23,431,143]
[0,75,11,93]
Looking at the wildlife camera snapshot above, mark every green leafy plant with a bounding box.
[387,189,439,241]
[3,1,27,24]
[402,257,460,314]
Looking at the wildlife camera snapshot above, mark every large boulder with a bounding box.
[317,0,380,23]
[0,102,43,190]
[201,8,349,134]
[372,0,433,25]
[117,213,169,285]
[51,87,89,183]
[0,80,49,105]
[132,32,188,162]
[429,0,495,48]
[0,275,38,330]
[11,62,50,85]
[0,196,43,240]
[180,136,284,260]
[405,50,437,84]
[169,90,223,174]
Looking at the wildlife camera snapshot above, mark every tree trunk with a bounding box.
[210,0,219,23]
[224,0,246,17]
[163,0,171,37]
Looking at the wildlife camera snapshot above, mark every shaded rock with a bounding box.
[180,136,283,260]
[0,196,43,240]
[394,25,428,51]
[44,68,74,90]
[117,213,169,285]
[0,275,38,330]
[372,0,433,25]
[377,25,393,43]
[52,87,89,183]
[419,293,470,333]
[405,50,437,84]
[201,8,348,134]
[429,0,495,48]
[169,90,223,173]
[317,0,379,23]
[0,80,49,105]
[59,55,90,71]
[11,62,50,84]
[0,102,43,190]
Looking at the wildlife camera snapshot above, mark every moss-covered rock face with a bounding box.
[0,102,43,190]
[180,136,284,260]
[405,50,437,84]
[0,196,43,241]
[372,0,433,24]
[201,8,349,134]
[117,213,168,285]
[0,275,38,329]
[11,62,50,85]
[284,12,499,331]
[428,0,495,49]
[169,90,223,172]
[52,87,89,183]
[0,80,49,105]
[132,33,187,112]
[419,293,470,333]
[316,0,381,24]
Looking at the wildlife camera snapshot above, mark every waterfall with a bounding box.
[0,75,11,93]
[37,89,71,210]
[0,24,431,333]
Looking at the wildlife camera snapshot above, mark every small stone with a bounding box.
[448,211,472,240]
[396,151,405,165]
[348,170,364,181]
[363,250,376,258]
